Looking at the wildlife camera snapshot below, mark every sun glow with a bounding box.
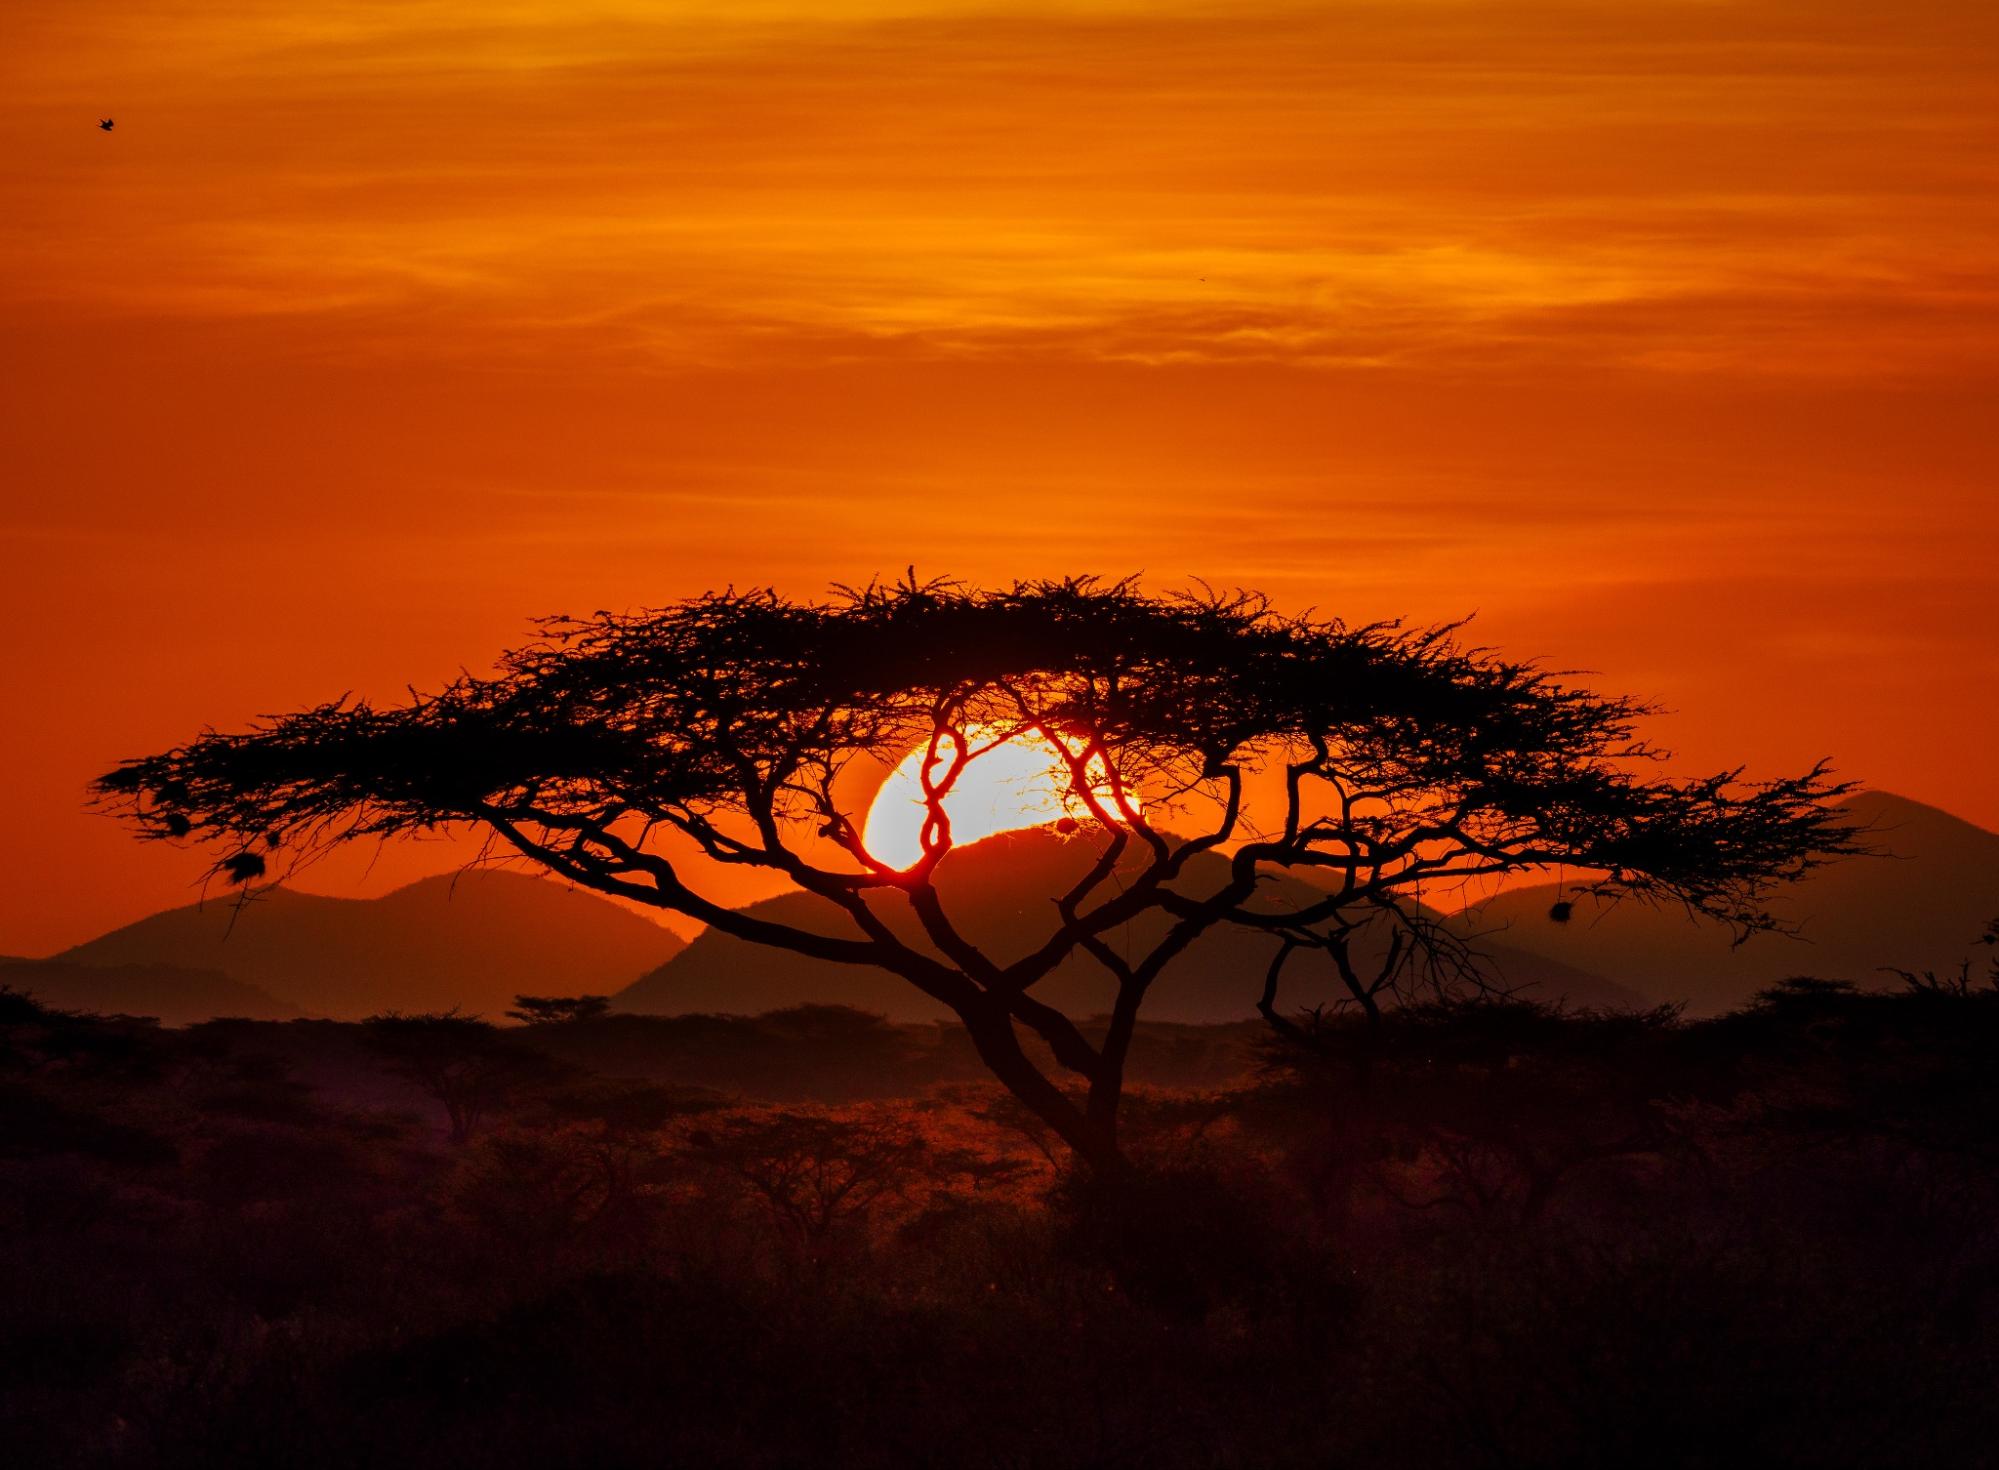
[861,728,1134,870]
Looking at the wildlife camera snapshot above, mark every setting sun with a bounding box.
[861,727,1134,869]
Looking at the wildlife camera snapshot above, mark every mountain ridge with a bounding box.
[55,869,685,1020]
[0,956,300,1025]
[44,790,1989,1025]
[615,826,1643,1022]
[1455,790,1999,1013]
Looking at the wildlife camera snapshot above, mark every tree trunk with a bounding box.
[961,1008,1124,1173]
[1085,980,1147,1153]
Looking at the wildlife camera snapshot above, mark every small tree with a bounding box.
[686,1109,933,1249]
[362,1012,558,1143]
[96,577,1860,1171]
[1887,919,1999,998]
[507,994,612,1026]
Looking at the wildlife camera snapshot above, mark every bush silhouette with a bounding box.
[6,984,1999,1466]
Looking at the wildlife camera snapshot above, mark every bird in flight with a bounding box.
[98,118,114,131]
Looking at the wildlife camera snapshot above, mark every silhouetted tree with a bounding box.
[1888,918,1999,997]
[507,994,612,1026]
[362,1012,558,1143]
[95,577,1860,1171]
[685,1109,933,1249]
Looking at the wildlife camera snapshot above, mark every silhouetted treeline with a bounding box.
[5,977,1999,1468]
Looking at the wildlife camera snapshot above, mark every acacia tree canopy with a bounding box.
[94,577,1862,1169]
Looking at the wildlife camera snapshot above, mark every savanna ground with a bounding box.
[5,969,1999,1470]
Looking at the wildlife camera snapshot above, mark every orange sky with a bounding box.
[4,0,1997,954]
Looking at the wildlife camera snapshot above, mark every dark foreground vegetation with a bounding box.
[7,971,1999,1469]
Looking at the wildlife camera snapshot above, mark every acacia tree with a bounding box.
[686,1110,937,1250]
[95,577,1859,1171]
[507,994,612,1025]
[362,1012,560,1144]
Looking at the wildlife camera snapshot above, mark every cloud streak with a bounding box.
[7,0,1997,375]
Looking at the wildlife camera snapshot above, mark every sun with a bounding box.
[861,728,1133,870]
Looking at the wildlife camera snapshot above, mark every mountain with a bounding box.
[0,956,300,1025]
[1457,792,1999,1014]
[55,870,684,1020]
[616,827,1640,1022]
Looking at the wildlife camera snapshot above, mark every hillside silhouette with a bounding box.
[55,870,683,1019]
[40,791,1987,1027]
[0,956,298,1024]
[617,827,1642,1021]
[1468,792,1999,1013]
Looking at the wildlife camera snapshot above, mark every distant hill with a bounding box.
[0,956,299,1025]
[1459,792,1999,1014]
[56,870,684,1020]
[616,827,1640,1022]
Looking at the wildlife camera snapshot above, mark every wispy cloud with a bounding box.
[8,0,1997,375]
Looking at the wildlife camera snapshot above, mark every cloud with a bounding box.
[6,0,1997,377]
